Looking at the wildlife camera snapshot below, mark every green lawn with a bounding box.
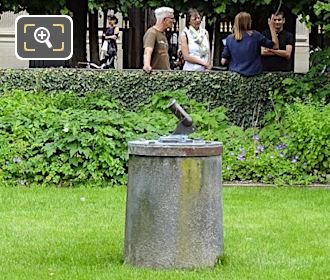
[0,186,329,280]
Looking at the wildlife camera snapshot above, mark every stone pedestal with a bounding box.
[124,140,224,269]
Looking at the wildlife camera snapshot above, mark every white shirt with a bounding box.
[182,27,210,71]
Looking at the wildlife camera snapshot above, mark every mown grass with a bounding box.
[0,186,329,280]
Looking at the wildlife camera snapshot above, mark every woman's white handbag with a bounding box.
[101,40,108,51]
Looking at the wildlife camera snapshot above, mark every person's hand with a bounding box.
[268,15,275,30]
[204,62,212,71]
[221,58,229,65]
[202,61,211,70]
[143,65,152,73]
[265,48,276,54]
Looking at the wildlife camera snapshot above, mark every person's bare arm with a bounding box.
[268,16,279,50]
[104,35,117,40]
[261,46,273,56]
[104,27,120,40]
[206,32,212,70]
[267,45,293,59]
[143,47,153,73]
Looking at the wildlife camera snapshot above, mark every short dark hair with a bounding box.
[108,15,118,24]
[270,9,285,18]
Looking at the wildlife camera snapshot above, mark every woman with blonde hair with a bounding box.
[221,12,279,76]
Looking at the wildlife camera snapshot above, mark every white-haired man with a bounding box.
[143,7,175,73]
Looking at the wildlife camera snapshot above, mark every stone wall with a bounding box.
[0,11,29,68]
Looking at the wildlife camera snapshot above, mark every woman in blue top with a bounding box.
[221,12,279,76]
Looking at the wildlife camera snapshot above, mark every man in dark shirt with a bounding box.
[261,11,294,72]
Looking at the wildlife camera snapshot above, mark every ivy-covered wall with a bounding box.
[0,69,306,127]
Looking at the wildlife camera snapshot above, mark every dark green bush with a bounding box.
[0,68,305,128]
[310,46,330,71]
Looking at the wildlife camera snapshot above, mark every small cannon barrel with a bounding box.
[167,100,193,127]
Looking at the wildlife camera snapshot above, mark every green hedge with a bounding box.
[0,68,302,127]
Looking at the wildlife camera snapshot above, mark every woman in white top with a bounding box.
[180,9,211,71]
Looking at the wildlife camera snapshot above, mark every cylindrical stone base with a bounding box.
[124,141,223,269]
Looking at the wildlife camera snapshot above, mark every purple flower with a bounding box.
[237,154,245,161]
[226,165,231,170]
[275,143,286,150]
[291,155,299,163]
[253,134,260,141]
[256,145,265,153]
[239,146,246,154]
[268,174,273,179]
[270,154,275,159]
[303,162,307,166]
[279,152,285,158]
[256,155,260,159]
[13,157,22,163]
[229,151,235,156]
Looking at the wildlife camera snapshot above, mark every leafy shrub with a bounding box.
[128,89,229,140]
[0,91,133,185]
[262,64,330,127]
[310,46,330,71]
[0,89,328,186]
[222,102,330,185]
[0,68,305,128]
[0,89,229,186]
[279,102,330,180]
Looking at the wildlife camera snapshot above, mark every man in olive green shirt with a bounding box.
[143,7,175,73]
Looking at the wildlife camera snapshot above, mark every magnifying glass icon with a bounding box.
[34,27,53,48]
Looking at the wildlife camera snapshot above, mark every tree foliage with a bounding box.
[1,0,328,66]
[1,0,328,32]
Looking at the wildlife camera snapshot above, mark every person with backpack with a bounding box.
[179,9,211,71]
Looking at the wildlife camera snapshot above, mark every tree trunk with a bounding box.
[89,9,100,64]
[145,8,155,30]
[213,18,221,66]
[66,0,88,67]
[205,16,214,62]
[127,8,145,69]
[102,9,108,35]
